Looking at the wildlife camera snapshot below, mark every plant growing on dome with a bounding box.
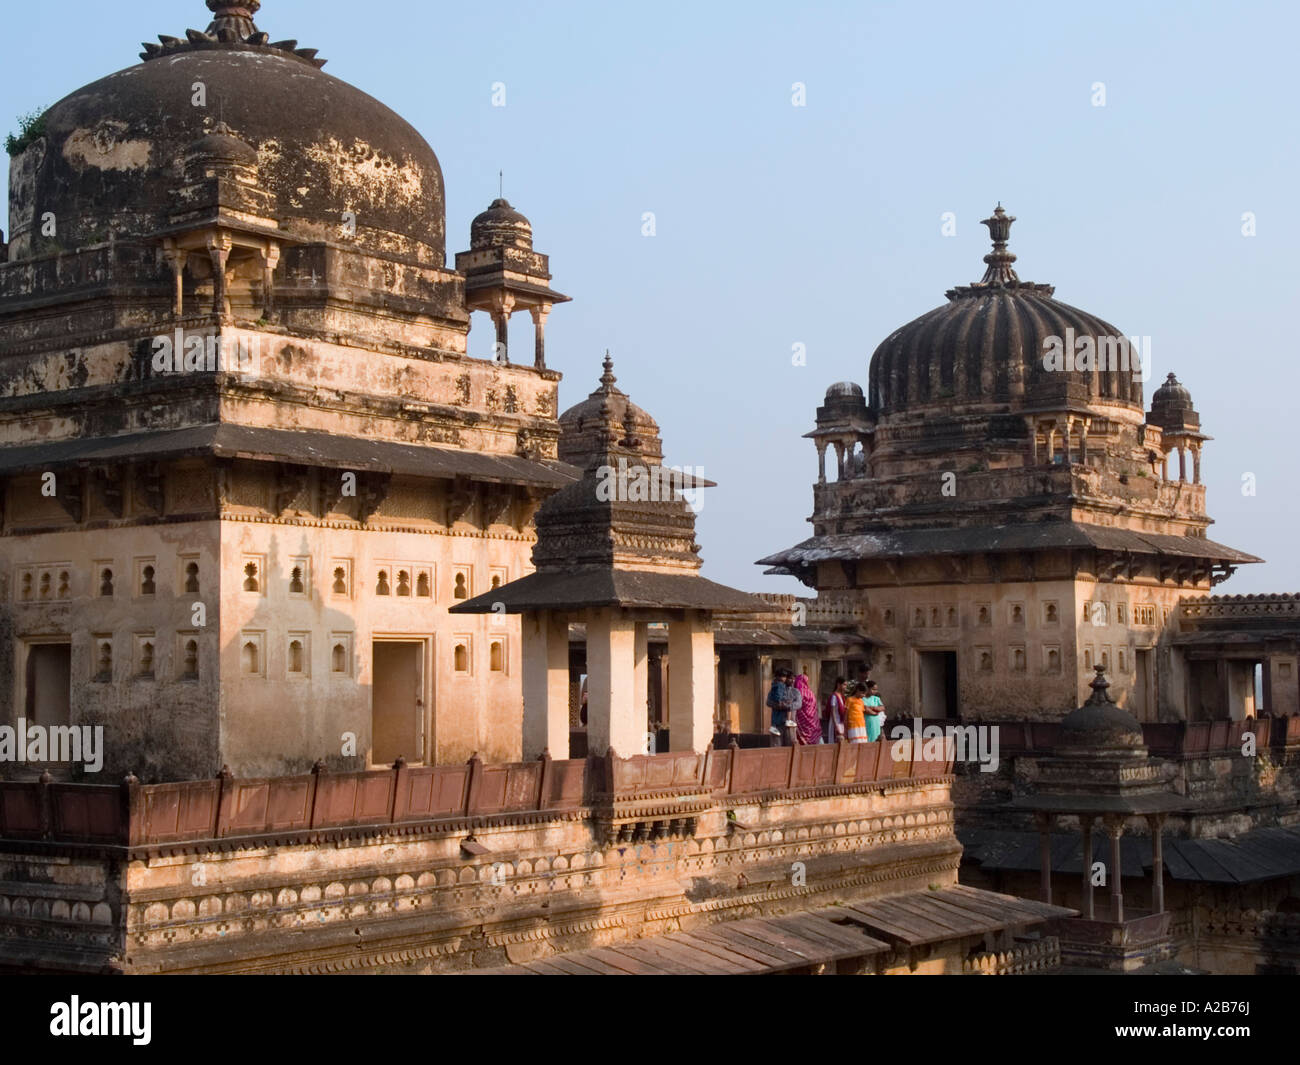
[4,108,47,156]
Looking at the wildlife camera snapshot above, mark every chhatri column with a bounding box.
[530,304,550,370]
[668,610,716,754]
[1080,815,1095,919]
[260,241,280,319]
[207,232,233,319]
[1036,812,1054,905]
[633,621,650,752]
[521,611,571,759]
[586,608,640,757]
[816,443,827,484]
[1191,445,1201,485]
[162,241,187,316]
[1147,813,1166,913]
[1104,814,1126,922]
[491,294,516,363]
[1079,418,1090,466]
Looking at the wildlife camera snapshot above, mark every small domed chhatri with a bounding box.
[1148,372,1199,432]
[825,381,864,400]
[558,352,663,470]
[470,198,533,250]
[1060,666,1146,753]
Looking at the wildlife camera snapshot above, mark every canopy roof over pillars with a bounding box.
[453,356,767,758]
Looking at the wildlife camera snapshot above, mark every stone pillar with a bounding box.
[816,443,827,484]
[521,612,570,759]
[207,233,233,319]
[492,312,509,363]
[1044,421,1056,463]
[1081,816,1095,919]
[1063,416,1073,464]
[1080,418,1090,466]
[832,441,845,481]
[586,609,639,757]
[668,610,716,754]
[633,622,650,752]
[1177,445,1186,482]
[530,304,550,369]
[1192,445,1201,485]
[1104,815,1125,922]
[1036,812,1054,905]
[163,243,187,316]
[261,241,280,318]
[1148,814,1166,913]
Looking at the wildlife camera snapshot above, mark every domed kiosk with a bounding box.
[760,206,1260,721]
[1014,667,1185,970]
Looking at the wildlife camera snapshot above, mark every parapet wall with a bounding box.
[0,742,958,973]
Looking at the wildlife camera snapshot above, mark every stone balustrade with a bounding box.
[1179,593,1300,622]
[0,739,954,850]
[962,935,1060,974]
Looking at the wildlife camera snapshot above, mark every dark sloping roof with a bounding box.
[711,626,878,649]
[473,885,1065,974]
[961,825,1300,884]
[829,884,1074,947]
[449,566,770,614]
[759,522,1261,568]
[476,912,889,975]
[0,424,579,488]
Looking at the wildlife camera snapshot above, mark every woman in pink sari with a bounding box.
[793,673,821,745]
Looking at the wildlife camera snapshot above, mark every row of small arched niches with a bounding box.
[16,560,510,603]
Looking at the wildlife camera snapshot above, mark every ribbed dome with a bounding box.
[6,3,446,263]
[186,122,258,165]
[469,198,533,250]
[1149,372,1198,431]
[559,353,662,470]
[825,381,864,399]
[867,207,1144,415]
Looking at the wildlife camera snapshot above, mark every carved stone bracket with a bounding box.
[516,486,547,532]
[56,471,84,523]
[135,463,164,514]
[356,473,391,524]
[92,466,124,518]
[445,477,475,526]
[274,463,310,517]
[481,484,514,528]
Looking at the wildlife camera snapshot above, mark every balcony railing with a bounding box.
[0,738,954,849]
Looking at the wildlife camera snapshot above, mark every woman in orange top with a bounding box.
[844,683,869,743]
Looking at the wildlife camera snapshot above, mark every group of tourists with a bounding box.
[765,666,886,746]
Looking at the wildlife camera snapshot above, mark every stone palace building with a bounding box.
[0,1,1297,977]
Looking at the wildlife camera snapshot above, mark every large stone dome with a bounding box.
[6,1,445,264]
[867,206,1143,416]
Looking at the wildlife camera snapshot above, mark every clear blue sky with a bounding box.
[4,0,1295,594]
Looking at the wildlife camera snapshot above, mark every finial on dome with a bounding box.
[1086,664,1115,706]
[979,203,1020,285]
[600,350,616,390]
[206,0,261,39]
